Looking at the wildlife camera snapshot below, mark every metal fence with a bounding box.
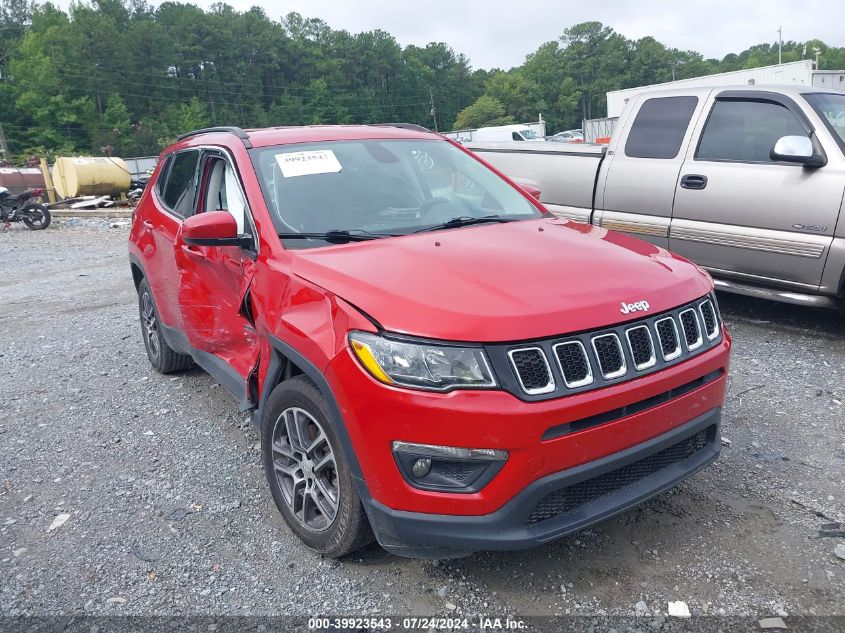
[123,156,159,178]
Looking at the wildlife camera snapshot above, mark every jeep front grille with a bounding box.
[679,309,703,350]
[699,300,719,340]
[553,341,593,388]
[507,347,555,395]
[494,294,722,400]
[592,334,626,379]
[626,325,656,371]
[655,317,682,361]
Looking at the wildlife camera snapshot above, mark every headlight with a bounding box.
[349,331,497,391]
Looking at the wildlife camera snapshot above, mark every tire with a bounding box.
[137,278,194,374]
[22,204,51,230]
[262,375,374,557]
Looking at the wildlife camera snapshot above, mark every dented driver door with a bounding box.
[173,150,260,405]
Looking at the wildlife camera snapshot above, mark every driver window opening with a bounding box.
[202,157,249,235]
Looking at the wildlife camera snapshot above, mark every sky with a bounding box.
[55,0,842,71]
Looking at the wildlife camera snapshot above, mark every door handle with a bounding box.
[180,244,206,258]
[142,220,154,229]
[681,174,708,190]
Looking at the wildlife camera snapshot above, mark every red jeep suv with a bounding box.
[128,124,731,558]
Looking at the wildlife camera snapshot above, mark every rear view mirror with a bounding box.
[182,211,252,248]
[771,135,826,167]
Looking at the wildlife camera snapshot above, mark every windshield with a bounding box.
[804,92,845,150]
[249,139,542,247]
[520,129,539,140]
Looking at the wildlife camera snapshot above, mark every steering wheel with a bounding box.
[417,196,456,220]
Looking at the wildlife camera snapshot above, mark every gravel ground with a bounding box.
[0,220,843,624]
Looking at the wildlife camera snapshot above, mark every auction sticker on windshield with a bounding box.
[276,150,342,178]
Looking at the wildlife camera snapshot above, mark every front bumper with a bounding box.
[366,408,721,557]
[325,335,729,515]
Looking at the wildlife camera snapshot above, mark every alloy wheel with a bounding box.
[271,406,339,531]
[141,291,159,360]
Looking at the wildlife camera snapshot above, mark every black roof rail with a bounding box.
[371,123,434,133]
[176,126,252,149]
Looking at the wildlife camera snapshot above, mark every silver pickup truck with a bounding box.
[467,85,845,308]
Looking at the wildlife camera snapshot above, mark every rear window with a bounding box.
[161,150,199,216]
[625,96,698,159]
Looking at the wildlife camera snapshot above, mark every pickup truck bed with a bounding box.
[468,142,605,224]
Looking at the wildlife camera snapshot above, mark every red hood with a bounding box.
[291,218,713,342]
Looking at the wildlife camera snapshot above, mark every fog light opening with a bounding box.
[391,441,508,493]
[412,458,432,478]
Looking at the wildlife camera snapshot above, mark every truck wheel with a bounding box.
[262,375,374,557]
[137,278,194,373]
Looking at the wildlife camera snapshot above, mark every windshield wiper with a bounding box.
[413,215,515,234]
[277,230,395,244]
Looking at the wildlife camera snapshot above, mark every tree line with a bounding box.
[0,0,842,160]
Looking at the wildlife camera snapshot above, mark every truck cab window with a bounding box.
[625,96,698,159]
[512,132,523,141]
[696,99,807,163]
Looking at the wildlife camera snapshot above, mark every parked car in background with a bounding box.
[473,124,546,142]
[468,85,845,309]
[548,129,584,143]
[129,123,730,559]
[444,122,547,144]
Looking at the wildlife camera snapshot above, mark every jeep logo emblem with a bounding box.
[620,300,650,315]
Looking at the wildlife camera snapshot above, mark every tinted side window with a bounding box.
[696,99,807,163]
[155,155,171,198]
[512,132,523,141]
[625,96,699,159]
[161,151,199,216]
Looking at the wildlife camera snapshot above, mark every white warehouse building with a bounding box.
[606,60,845,118]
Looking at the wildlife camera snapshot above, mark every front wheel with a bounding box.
[22,204,51,230]
[262,376,374,557]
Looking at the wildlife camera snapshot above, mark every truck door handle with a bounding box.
[681,174,708,190]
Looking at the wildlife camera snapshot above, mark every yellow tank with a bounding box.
[52,156,132,199]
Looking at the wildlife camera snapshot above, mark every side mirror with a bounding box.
[182,211,251,248]
[771,135,826,167]
[521,184,542,200]
[512,178,542,200]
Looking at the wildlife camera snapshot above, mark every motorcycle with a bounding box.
[127,176,149,202]
[0,187,52,230]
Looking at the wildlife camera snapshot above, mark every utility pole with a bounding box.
[814,47,821,70]
[778,26,783,64]
[0,124,9,163]
[429,86,438,132]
